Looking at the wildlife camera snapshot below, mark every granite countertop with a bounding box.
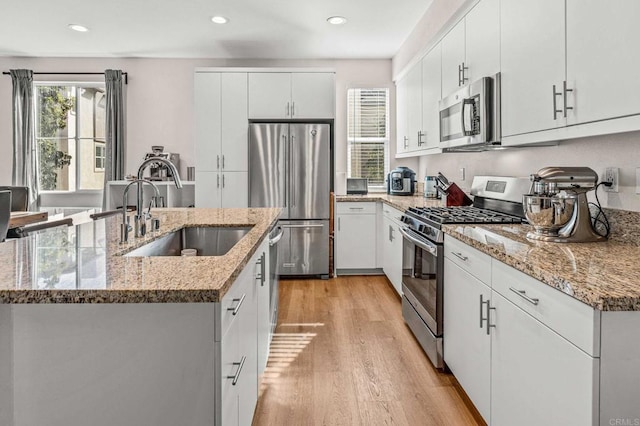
[0,208,281,304]
[444,223,640,311]
[335,193,444,211]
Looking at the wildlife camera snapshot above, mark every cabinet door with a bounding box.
[405,64,423,152]
[567,0,640,125]
[195,171,221,208]
[501,0,566,137]
[194,72,221,172]
[441,19,466,96]
[396,76,409,154]
[443,259,491,423]
[220,327,240,426]
[421,44,442,150]
[491,291,598,426]
[256,247,270,376]
[248,73,292,119]
[335,214,377,270]
[221,73,248,172]
[221,172,248,208]
[291,73,335,119]
[237,263,258,426]
[382,216,402,295]
[465,0,500,83]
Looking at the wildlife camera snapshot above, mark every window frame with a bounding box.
[346,86,391,191]
[34,81,106,195]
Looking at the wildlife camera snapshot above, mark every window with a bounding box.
[35,83,106,191]
[347,88,389,189]
[94,143,106,171]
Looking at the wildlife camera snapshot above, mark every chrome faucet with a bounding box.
[120,179,160,243]
[119,157,182,243]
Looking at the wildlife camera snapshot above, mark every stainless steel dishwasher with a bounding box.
[268,225,284,335]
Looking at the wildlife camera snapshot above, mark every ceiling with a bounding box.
[0,0,433,59]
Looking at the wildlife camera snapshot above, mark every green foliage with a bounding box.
[37,86,75,190]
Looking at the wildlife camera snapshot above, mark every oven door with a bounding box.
[399,226,443,337]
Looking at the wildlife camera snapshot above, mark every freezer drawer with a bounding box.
[278,220,329,276]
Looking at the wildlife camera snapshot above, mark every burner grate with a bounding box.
[412,206,523,225]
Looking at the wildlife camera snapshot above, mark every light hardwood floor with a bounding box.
[252,276,483,426]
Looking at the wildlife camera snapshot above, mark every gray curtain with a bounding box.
[103,69,126,209]
[10,69,39,210]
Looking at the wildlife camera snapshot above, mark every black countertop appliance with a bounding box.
[387,166,416,196]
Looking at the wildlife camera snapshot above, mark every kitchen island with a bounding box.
[0,207,280,426]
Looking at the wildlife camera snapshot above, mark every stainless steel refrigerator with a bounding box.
[249,123,330,277]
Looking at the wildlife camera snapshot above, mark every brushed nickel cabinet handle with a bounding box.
[509,287,540,305]
[487,302,496,335]
[292,101,295,116]
[480,294,489,329]
[217,155,220,170]
[227,293,246,315]
[451,251,468,262]
[217,174,220,188]
[286,102,290,117]
[552,84,563,120]
[563,80,573,118]
[403,136,409,149]
[227,356,246,385]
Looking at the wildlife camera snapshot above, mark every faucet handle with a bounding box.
[151,218,160,231]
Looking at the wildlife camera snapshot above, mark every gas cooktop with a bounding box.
[408,206,525,225]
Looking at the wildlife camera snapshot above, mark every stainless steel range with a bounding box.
[399,176,530,369]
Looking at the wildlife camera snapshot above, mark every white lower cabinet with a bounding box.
[381,205,404,295]
[335,202,377,271]
[444,235,606,425]
[443,258,491,422]
[490,290,598,426]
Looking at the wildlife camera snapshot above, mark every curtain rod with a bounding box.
[2,71,128,84]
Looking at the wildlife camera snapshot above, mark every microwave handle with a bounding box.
[461,98,474,136]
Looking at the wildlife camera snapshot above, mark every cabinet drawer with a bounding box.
[217,264,253,341]
[492,261,600,356]
[336,202,376,215]
[444,236,491,284]
[381,204,403,223]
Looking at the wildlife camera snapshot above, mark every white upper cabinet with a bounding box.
[195,72,248,172]
[566,0,640,125]
[248,72,335,119]
[396,63,423,155]
[291,73,335,119]
[464,0,500,83]
[247,73,291,119]
[441,20,466,96]
[501,0,566,137]
[421,43,442,150]
[220,73,249,172]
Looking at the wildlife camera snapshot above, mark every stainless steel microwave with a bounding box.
[439,73,501,150]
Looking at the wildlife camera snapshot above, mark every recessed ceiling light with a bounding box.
[327,16,347,25]
[68,24,89,32]
[211,16,229,24]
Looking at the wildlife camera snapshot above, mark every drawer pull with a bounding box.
[348,207,364,210]
[509,287,539,306]
[451,252,468,262]
[227,293,246,315]
[227,355,247,385]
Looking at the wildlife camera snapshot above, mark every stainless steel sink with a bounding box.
[124,226,252,257]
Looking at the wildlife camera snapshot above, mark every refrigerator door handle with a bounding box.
[280,224,324,229]
[291,134,295,208]
[283,133,289,208]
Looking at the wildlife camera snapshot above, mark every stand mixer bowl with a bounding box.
[523,194,577,235]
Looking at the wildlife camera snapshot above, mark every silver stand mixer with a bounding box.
[523,167,607,243]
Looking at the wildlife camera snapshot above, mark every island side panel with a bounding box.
[600,311,640,424]
[0,305,13,426]
[12,303,216,426]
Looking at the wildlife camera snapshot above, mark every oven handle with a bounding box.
[399,226,437,255]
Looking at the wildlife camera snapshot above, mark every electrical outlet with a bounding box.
[636,168,640,195]
[460,167,466,181]
[603,167,619,193]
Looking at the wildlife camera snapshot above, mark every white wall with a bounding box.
[0,57,415,201]
[418,132,640,211]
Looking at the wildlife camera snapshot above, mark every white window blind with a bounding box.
[347,88,389,188]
